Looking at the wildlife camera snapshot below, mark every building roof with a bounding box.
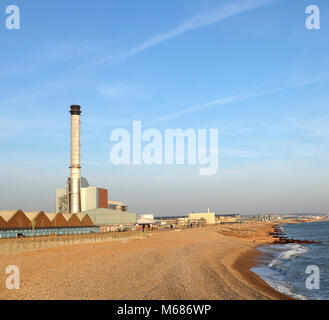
[82,208,136,226]
[0,211,19,222]
[44,213,56,222]
[189,212,215,216]
[62,214,72,222]
[76,214,87,221]
[24,212,41,221]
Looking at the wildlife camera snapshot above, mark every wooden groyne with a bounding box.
[269,225,321,245]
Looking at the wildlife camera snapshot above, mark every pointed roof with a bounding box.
[62,214,72,222]
[76,214,87,222]
[24,212,41,222]
[44,213,56,222]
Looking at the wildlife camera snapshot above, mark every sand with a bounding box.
[0,223,291,300]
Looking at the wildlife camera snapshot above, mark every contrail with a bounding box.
[127,0,279,57]
[148,79,319,124]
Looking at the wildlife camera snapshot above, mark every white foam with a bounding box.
[265,278,308,300]
[251,266,308,300]
[268,244,309,268]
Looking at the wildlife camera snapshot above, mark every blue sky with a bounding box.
[0,0,328,215]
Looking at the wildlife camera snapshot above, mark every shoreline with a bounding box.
[233,245,293,300]
[217,223,293,300]
[233,219,328,300]
[0,223,296,300]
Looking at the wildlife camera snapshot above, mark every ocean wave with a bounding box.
[268,244,309,268]
[253,221,329,300]
[251,265,308,300]
[265,278,308,300]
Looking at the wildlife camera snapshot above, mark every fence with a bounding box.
[0,231,146,255]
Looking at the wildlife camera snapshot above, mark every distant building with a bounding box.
[216,214,241,224]
[177,217,189,226]
[188,210,216,225]
[139,214,154,220]
[257,214,280,222]
[137,214,155,227]
[108,200,128,212]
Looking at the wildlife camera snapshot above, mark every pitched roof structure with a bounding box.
[24,212,40,222]
[44,213,56,222]
[0,211,19,222]
[0,211,95,230]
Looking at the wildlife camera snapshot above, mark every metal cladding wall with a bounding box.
[98,188,108,209]
[82,208,137,226]
[81,187,97,212]
[7,210,31,229]
[81,187,109,211]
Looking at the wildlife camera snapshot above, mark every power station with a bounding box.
[69,105,82,214]
[0,105,138,238]
[56,105,137,226]
[56,105,110,214]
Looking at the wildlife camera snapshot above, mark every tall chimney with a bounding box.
[69,105,81,214]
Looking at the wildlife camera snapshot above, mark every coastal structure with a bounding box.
[55,105,137,226]
[188,209,216,225]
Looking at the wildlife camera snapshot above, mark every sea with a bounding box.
[251,221,329,300]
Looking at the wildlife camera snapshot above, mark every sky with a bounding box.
[0,0,328,216]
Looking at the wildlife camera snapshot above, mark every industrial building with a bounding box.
[0,105,138,237]
[56,185,108,213]
[83,208,137,226]
[55,105,137,226]
[0,210,98,239]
